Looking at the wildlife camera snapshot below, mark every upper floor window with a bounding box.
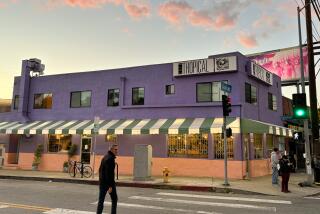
[165,84,175,95]
[268,93,277,111]
[34,93,52,109]
[70,91,91,108]
[132,87,144,105]
[108,89,119,107]
[245,83,257,105]
[197,81,229,102]
[13,95,19,110]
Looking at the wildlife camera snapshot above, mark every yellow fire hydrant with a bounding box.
[163,167,170,183]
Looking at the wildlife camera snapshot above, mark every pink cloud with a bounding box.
[158,0,249,31]
[237,32,258,48]
[124,3,150,19]
[253,14,282,29]
[158,1,191,25]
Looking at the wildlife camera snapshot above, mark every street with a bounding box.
[0,179,319,214]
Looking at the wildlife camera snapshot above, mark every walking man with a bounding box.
[271,147,280,184]
[97,144,118,214]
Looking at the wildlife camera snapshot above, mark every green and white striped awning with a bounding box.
[0,118,240,135]
[241,119,294,137]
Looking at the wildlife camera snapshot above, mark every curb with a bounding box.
[0,175,270,196]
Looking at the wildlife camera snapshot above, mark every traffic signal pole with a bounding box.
[223,116,229,186]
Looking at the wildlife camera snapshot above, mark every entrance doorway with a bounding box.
[81,137,92,164]
[8,134,20,164]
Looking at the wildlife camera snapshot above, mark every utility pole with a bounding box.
[298,6,313,183]
[305,0,319,155]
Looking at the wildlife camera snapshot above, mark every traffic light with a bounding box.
[226,128,232,138]
[222,95,232,116]
[292,93,308,119]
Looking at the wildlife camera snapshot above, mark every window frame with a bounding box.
[165,84,175,95]
[70,90,92,108]
[132,87,145,105]
[33,93,53,109]
[13,95,19,110]
[107,88,120,107]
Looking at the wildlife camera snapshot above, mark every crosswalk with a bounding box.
[0,191,294,214]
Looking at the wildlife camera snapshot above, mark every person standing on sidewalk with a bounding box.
[97,144,118,214]
[271,148,280,184]
[279,155,292,193]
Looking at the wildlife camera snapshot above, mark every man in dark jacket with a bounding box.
[97,144,118,214]
[279,155,292,193]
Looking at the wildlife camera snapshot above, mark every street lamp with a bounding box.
[297,5,313,183]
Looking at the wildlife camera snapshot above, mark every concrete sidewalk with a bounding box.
[0,168,319,198]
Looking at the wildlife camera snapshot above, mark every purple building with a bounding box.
[0,52,292,179]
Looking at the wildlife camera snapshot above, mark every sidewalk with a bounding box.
[0,168,319,198]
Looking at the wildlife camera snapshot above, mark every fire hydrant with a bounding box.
[163,167,170,183]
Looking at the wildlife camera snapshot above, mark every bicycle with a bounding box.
[68,160,93,178]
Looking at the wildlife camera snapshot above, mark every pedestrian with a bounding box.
[271,148,280,184]
[97,144,118,214]
[279,155,292,193]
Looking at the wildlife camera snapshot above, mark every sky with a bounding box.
[0,0,319,104]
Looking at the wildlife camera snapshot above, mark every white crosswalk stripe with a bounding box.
[129,196,277,212]
[157,192,292,204]
[0,205,9,209]
[304,196,320,200]
[91,201,222,214]
[43,208,98,214]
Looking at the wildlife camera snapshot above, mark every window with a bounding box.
[105,134,117,143]
[70,91,91,108]
[254,134,263,159]
[197,81,229,102]
[165,85,175,95]
[167,134,208,158]
[48,134,72,153]
[132,87,144,105]
[245,83,257,105]
[268,93,277,111]
[108,89,119,106]
[13,95,19,110]
[214,133,234,159]
[34,93,52,109]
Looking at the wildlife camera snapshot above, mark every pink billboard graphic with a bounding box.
[249,46,309,82]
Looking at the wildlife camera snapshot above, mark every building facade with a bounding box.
[0,52,293,179]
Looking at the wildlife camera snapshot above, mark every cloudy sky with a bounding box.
[0,0,317,101]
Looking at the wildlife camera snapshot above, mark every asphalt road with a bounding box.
[0,179,319,214]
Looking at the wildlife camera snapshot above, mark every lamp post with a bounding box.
[297,6,313,183]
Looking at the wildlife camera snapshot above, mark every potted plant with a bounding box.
[63,161,69,172]
[32,144,44,170]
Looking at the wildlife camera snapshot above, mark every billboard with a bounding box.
[248,46,309,82]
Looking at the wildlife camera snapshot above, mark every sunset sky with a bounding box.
[0,0,318,103]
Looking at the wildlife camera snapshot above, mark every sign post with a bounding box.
[92,116,100,179]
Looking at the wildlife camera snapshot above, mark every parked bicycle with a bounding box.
[68,160,93,178]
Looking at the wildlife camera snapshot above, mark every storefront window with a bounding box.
[48,134,72,153]
[105,134,117,143]
[167,134,208,158]
[213,133,234,159]
[254,134,263,159]
[266,134,273,157]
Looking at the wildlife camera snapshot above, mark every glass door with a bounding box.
[81,137,92,164]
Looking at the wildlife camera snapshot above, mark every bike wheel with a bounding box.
[68,165,77,177]
[82,166,93,178]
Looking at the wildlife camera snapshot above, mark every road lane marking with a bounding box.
[0,201,50,212]
[91,201,223,214]
[43,208,97,214]
[304,197,320,200]
[129,196,277,212]
[157,192,292,204]
[0,205,9,209]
